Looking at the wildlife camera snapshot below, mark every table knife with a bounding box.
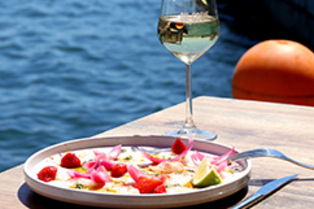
[231,174,298,209]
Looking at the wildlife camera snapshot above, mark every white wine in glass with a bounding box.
[158,0,220,140]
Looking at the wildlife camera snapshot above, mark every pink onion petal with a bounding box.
[191,147,237,169]
[97,165,112,182]
[99,160,115,170]
[85,167,94,175]
[69,153,112,185]
[93,151,108,160]
[67,166,111,182]
[90,170,107,186]
[128,165,167,183]
[214,160,228,173]
[140,138,194,164]
[128,165,147,182]
[195,150,205,161]
[191,150,206,166]
[85,154,107,175]
[191,151,220,167]
[212,147,237,165]
[109,144,122,160]
[93,145,121,160]
[93,150,103,156]
[140,151,164,164]
[191,152,202,166]
[191,151,218,166]
[67,170,90,179]
[84,148,119,178]
[83,161,96,169]
[85,164,98,175]
[193,150,220,164]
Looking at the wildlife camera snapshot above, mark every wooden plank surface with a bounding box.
[1,96,314,209]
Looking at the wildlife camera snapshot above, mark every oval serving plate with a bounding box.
[24,135,251,208]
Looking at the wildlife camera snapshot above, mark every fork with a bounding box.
[228,148,314,170]
[131,146,172,154]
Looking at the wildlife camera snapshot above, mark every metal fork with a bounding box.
[228,148,314,170]
[131,146,172,154]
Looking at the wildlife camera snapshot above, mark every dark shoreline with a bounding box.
[218,0,314,50]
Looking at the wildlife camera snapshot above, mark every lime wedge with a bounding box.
[192,157,223,188]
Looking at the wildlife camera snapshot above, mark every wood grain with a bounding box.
[1,96,314,208]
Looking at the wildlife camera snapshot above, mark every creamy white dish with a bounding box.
[33,138,244,194]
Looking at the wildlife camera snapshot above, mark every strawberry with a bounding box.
[110,163,127,178]
[171,138,187,154]
[153,184,167,193]
[133,176,163,194]
[37,166,58,182]
[60,153,81,168]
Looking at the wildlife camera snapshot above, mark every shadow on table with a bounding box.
[18,183,248,209]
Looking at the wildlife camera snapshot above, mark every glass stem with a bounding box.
[184,64,196,130]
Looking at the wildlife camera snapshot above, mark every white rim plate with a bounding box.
[24,135,252,208]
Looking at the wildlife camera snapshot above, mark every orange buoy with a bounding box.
[232,40,314,106]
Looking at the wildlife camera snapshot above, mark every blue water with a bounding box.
[0,0,258,171]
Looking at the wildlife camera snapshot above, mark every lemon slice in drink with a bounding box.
[192,157,223,188]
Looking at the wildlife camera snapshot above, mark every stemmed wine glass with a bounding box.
[157,0,220,140]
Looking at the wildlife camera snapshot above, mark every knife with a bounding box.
[231,174,298,209]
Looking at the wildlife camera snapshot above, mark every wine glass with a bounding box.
[157,0,220,140]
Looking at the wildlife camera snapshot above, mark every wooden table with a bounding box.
[1,96,314,209]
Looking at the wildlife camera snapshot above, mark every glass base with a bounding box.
[164,128,217,141]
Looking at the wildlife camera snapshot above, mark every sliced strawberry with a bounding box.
[60,153,81,168]
[111,163,127,178]
[153,184,167,193]
[37,166,58,182]
[171,138,187,154]
[133,176,163,194]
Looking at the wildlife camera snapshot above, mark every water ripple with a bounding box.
[0,0,253,171]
